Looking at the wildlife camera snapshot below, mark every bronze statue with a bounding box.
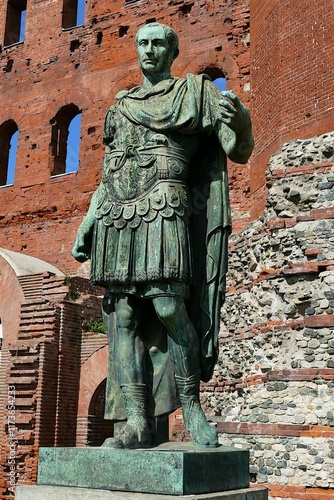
[72,23,253,448]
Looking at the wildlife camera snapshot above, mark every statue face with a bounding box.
[136,25,173,75]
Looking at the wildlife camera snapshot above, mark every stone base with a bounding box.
[37,442,250,495]
[16,485,268,500]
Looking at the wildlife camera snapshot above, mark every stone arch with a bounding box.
[0,248,63,347]
[43,88,91,124]
[89,378,107,417]
[0,105,29,132]
[50,103,82,176]
[77,345,108,416]
[181,53,240,89]
[76,345,113,446]
[87,378,114,446]
[43,90,90,179]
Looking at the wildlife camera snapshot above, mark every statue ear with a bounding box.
[173,48,180,60]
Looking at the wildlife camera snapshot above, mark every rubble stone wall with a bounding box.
[203,131,334,500]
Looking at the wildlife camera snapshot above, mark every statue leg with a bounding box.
[102,294,151,449]
[152,296,218,448]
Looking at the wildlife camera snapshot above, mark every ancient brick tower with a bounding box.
[0,0,333,499]
[211,3,334,500]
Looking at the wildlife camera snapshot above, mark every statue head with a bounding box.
[135,23,179,80]
[135,23,179,61]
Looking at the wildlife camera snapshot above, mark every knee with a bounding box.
[116,303,135,331]
[154,298,182,327]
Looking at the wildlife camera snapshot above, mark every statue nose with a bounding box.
[145,42,153,53]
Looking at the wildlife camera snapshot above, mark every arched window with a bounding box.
[0,120,19,186]
[200,67,227,92]
[50,104,81,176]
[87,379,114,446]
[4,0,27,47]
[62,0,85,29]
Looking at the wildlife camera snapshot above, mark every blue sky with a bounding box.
[214,77,226,91]
[20,10,26,42]
[7,131,19,185]
[77,0,85,25]
[66,114,82,173]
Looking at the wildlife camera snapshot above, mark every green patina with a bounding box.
[72,23,253,449]
[38,445,250,495]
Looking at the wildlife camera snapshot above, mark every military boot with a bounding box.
[175,372,218,448]
[102,383,151,449]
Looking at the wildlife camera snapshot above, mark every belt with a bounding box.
[105,145,188,169]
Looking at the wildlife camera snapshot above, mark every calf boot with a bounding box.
[175,372,218,448]
[102,383,151,449]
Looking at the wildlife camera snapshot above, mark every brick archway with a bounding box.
[0,248,84,497]
[76,345,113,446]
[42,88,92,123]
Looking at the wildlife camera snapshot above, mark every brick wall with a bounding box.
[0,262,108,498]
[249,0,334,218]
[0,0,252,273]
[0,271,69,497]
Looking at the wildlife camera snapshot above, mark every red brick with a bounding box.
[217,422,310,437]
[284,217,297,228]
[305,249,323,256]
[269,162,334,180]
[264,369,334,382]
[268,485,334,500]
[268,219,286,230]
[301,426,334,438]
[297,209,334,222]
[305,315,334,328]
[282,262,319,275]
[309,207,334,219]
[250,0,334,216]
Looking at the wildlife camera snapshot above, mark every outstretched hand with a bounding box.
[219,90,251,134]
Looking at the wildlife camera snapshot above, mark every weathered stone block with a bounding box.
[38,444,249,495]
[16,485,268,500]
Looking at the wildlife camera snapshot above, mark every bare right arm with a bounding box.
[71,186,101,263]
[72,105,116,263]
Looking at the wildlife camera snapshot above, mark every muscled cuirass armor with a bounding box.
[90,104,200,291]
[95,106,198,230]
